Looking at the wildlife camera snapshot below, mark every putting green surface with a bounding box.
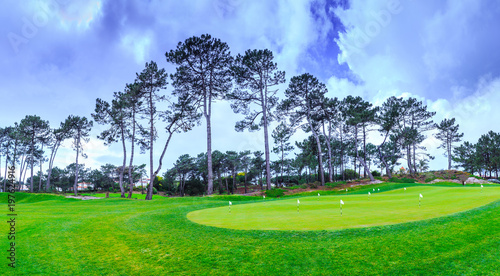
[188,186,500,230]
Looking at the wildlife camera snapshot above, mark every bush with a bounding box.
[425,177,436,183]
[343,169,359,181]
[265,188,285,198]
[490,179,500,184]
[371,170,381,177]
[309,181,320,189]
[152,187,158,194]
[388,177,416,183]
[325,181,345,188]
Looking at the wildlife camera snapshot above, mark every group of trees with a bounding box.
[2,33,497,199]
[0,115,92,195]
[453,131,500,178]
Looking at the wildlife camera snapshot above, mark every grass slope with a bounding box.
[188,186,500,230]
[1,183,499,275]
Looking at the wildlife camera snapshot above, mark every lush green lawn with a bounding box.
[189,186,500,230]
[1,183,499,275]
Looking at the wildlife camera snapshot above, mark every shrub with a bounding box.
[490,179,500,184]
[309,182,320,189]
[343,169,359,180]
[265,188,285,198]
[325,181,345,188]
[152,187,158,194]
[425,177,436,183]
[388,177,416,183]
[371,170,381,177]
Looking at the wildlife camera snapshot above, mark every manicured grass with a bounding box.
[1,183,499,275]
[188,186,500,230]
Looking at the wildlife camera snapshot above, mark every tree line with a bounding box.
[1,34,497,199]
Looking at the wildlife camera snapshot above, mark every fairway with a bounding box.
[188,186,500,230]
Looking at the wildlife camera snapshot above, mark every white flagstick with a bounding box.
[481,184,483,192]
[297,199,300,212]
[404,187,406,191]
[340,199,344,216]
[229,201,232,213]
[346,188,348,194]
[318,193,320,201]
[368,191,371,200]
[419,194,423,207]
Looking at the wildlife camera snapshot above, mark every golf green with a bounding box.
[188,186,500,230]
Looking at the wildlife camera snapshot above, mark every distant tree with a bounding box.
[316,97,340,182]
[46,125,71,192]
[343,96,376,181]
[123,82,144,198]
[453,141,478,174]
[271,121,295,187]
[434,118,464,170]
[238,150,252,193]
[1,127,15,191]
[225,151,239,194]
[251,151,265,190]
[166,34,233,195]
[135,61,168,200]
[172,154,194,196]
[228,49,285,190]
[92,92,130,197]
[475,131,500,177]
[279,73,327,186]
[394,98,435,174]
[63,115,93,196]
[18,115,50,192]
[375,96,403,178]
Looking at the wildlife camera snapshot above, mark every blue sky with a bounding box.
[1,0,500,176]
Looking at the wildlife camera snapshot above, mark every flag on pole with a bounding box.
[340,199,344,216]
[419,194,423,198]
[263,195,265,199]
[368,192,371,195]
[404,187,406,191]
[419,194,422,207]
[373,188,375,191]
[297,199,300,212]
[481,184,483,188]
[229,201,232,213]
[318,193,320,196]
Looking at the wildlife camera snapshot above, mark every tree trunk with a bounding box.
[146,88,155,201]
[323,123,333,182]
[74,134,80,196]
[206,94,214,195]
[38,143,44,192]
[46,142,60,192]
[355,126,374,181]
[119,126,126,198]
[30,155,34,193]
[307,116,325,186]
[128,109,137,198]
[262,101,272,190]
[407,146,413,174]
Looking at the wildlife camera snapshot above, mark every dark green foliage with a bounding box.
[265,188,285,198]
[371,170,381,177]
[388,177,416,183]
[343,169,359,180]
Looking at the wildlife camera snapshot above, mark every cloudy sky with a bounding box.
[2,0,500,177]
